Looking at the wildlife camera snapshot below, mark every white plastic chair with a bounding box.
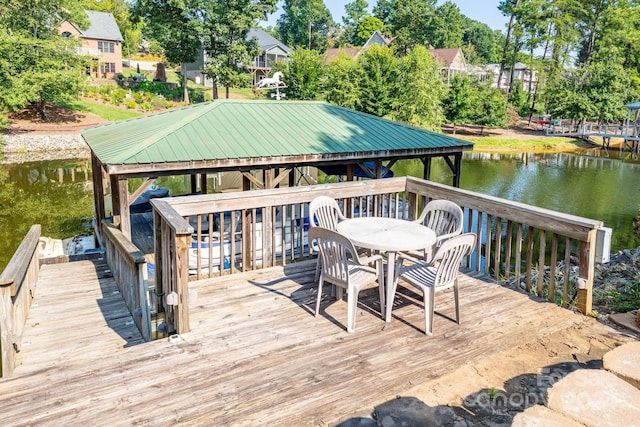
[309,196,348,282]
[309,227,384,333]
[395,232,476,335]
[411,199,464,262]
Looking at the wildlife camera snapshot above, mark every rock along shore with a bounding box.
[1,133,90,163]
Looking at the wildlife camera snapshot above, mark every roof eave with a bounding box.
[101,146,473,177]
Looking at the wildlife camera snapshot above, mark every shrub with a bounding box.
[125,99,137,109]
[111,89,127,106]
[140,102,154,112]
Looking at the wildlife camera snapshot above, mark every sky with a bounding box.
[265,1,508,32]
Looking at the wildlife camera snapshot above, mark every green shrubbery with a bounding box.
[80,78,200,113]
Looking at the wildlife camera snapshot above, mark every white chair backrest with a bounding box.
[420,200,464,238]
[309,196,347,230]
[308,227,358,287]
[432,233,476,288]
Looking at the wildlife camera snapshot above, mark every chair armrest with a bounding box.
[356,253,383,266]
[396,252,428,266]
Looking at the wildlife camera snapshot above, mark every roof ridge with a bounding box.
[114,102,221,162]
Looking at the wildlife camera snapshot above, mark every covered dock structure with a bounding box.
[81,100,474,241]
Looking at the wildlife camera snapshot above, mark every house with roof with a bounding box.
[58,10,123,78]
[184,28,292,87]
[428,48,467,83]
[481,63,538,92]
[324,30,391,63]
[325,31,468,84]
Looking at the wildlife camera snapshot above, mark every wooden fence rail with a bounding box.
[151,177,604,335]
[102,221,152,342]
[0,225,41,377]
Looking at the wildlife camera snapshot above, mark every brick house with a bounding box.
[59,10,123,78]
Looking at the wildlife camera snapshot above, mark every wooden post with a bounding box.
[453,153,462,188]
[346,164,354,182]
[0,280,15,377]
[174,233,190,334]
[110,174,121,227]
[91,153,105,230]
[422,157,432,181]
[576,231,597,315]
[200,173,207,194]
[190,174,198,194]
[117,178,131,239]
[263,169,275,266]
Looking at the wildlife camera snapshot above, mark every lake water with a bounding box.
[1,149,638,271]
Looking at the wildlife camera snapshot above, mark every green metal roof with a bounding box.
[82,100,473,170]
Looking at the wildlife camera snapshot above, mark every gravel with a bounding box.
[1,133,90,163]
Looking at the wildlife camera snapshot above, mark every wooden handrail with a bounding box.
[102,221,152,341]
[0,224,41,377]
[152,176,604,334]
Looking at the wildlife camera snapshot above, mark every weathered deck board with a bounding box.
[0,258,594,426]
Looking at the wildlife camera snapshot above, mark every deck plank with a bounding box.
[0,258,601,426]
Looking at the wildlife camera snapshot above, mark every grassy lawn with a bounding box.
[461,135,588,152]
[59,99,142,121]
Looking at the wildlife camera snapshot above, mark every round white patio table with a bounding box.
[336,217,436,323]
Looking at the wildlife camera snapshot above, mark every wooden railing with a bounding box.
[0,225,41,377]
[102,222,152,342]
[152,177,604,334]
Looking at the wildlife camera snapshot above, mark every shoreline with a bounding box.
[1,132,90,163]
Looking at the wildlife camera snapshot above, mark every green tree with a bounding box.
[278,48,325,100]
[508,80,528,117]
[356,44,399,117]
[472,85,508,134]
[0,0,88,38]
[443,75,477,133]
[202,0,277,99]
[463,19,500,64]
[341,0,370,46]
[385,0,437,54]
[277,0,336,51]
[0,1,90,126]
[354,16,384,46]
[546,58,631,124]
[325,54,361,108]
[132,0,204,103]
[429,1,464,48]
[390,45,445,130]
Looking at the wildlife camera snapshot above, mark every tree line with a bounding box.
[1,0,638,132]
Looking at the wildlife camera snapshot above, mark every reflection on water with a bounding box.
[0,160,94,271]
[1,150,638,271]
[393,151,640,252]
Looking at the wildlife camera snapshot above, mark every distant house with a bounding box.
[482,62,538,92]
[58,10,123,78]
[324,30,392,63]
[428,48,467,83]
[325,32,468,84]
[184,28,292,87]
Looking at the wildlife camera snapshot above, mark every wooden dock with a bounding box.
[0,257,609,426]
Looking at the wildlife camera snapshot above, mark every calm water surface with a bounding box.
[1,149,638,270]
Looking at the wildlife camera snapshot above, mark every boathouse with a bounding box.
[81,100,474,240]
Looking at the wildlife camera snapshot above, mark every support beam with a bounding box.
[422,157,432,181]
[110,174,121,227]
[117,177,131,239]
[200,173,207,194]
[127,178,157,206]
[242,172,264,189]
[91,152,105,230]
[190,174,198,194]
